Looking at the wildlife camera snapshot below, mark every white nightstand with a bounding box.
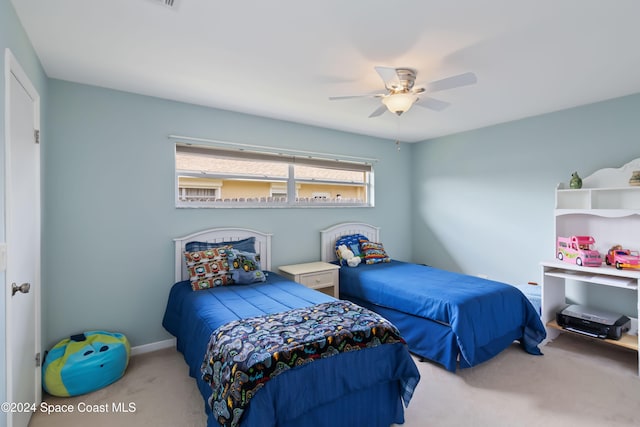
[278,261,340,298]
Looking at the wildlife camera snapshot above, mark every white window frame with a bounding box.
[174,141,375,208]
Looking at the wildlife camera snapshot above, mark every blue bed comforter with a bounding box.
[162,271,420,427]
[339,261,546,369]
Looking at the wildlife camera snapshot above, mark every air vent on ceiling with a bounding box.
[147,0,180,9]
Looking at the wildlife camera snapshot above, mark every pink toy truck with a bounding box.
[557,236,602,267]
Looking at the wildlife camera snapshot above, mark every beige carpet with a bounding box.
[29,334,640,427]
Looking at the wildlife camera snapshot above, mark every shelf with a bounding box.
[557,187,640,193]
[542,260,640,282]
[543,269,638,289]
[556,187,640,210]
[547,319,638,351]
[555,208,640,218]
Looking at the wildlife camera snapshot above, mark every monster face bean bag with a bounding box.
[42,331,130,397]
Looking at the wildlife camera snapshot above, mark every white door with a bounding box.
[4,49,41,427]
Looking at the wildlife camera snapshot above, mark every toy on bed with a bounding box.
[335,233,390,266]
[337,244,361,267]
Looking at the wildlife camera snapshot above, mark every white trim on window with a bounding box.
[174,140,374,208]
[169,134,378,164]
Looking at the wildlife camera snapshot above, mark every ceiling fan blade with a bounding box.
[374,66,400,88]
[329,95,370,100]
[329,91,385,101]
[424,72,477,93]
[415,96,451,111]
[368,105,388,118]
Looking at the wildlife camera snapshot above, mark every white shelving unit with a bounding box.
[541,157,640,375]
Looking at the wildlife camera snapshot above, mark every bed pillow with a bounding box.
[360,240,391,264]
[184,247,232,267]
[185,236,256,254]
[184,247,234,291]
[191,274,234,291]
[335,234,369,265]
[228,249,267,284]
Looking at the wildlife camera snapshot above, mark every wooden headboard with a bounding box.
[174,227,273,282]
[320,222,380,263]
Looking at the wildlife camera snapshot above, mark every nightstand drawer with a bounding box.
[299,271,335,289]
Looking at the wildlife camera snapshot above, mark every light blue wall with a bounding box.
[43,79,413,349]
[411,93,640,310]
[1,0,48,425]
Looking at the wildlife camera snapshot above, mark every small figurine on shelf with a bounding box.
[569,172,582,189]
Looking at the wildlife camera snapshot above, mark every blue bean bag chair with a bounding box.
[42,331,130,397]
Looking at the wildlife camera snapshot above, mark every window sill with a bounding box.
[176,202,372,209]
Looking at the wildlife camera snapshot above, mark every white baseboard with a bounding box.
[130,338,176,356]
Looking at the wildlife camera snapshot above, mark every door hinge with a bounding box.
[34,129,40,144]
[35,352,41,367]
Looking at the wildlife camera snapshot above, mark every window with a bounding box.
[175,143,374,208]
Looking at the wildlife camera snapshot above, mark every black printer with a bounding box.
[556,304,631,340]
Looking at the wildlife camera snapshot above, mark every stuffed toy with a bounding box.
[337,244,361,267]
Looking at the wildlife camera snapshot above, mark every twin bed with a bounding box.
[320,222,546,372]
[163,223,545,426]
[162,227,420,427]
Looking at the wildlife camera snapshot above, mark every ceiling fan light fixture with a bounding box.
[382,93,418,116]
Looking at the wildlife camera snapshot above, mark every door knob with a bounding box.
[11,282,30,296]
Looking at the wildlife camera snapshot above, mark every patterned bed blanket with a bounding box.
[201,300,408,427]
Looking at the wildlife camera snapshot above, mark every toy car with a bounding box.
[557,236,602,267]
[605,246,640,270]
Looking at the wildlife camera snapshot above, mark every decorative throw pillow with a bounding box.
[185,237,256,254]
[184,247,234,291]
[335,234,369,265]
[184,247,232,267]
[187,260,231,280]
[191,275,233,291]
[360,241,391,264]
[228,249,267,284]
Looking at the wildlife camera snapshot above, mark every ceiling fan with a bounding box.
[329,66,477,117]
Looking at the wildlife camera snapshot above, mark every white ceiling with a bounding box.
[10,0,640,142]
